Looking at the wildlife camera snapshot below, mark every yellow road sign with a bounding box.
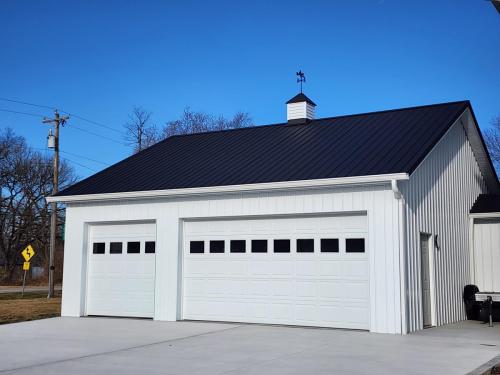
[23,262,30,271]
[21,245,35,262]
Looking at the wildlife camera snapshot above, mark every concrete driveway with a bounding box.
[0,318,499,375]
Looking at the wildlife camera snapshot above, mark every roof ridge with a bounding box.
[312,100,470,122]
[163,100,470,140]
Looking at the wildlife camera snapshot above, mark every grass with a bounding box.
[0,291,61,325]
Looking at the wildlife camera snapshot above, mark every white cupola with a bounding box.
[286,93,317,124]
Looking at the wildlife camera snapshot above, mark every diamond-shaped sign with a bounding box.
[21,245,35,262]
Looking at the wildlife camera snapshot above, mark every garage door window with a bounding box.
[321,238,339,253]
[251,240,267,253]
[210,240,225,253]
[93,242,105,254]
[145,241,155,254]
[110,242,122,254]
[190,241,204,253]
[346,238,365,253]
[274,239,290,253]
[297,239,314,253]
[127,241,141,254]
[230,240,246,253]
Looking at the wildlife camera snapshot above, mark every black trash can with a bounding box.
[463,284,480,320]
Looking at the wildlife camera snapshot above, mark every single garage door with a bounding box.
[86,222,156,318]
[183,214,369,329]
[473,218,500,292]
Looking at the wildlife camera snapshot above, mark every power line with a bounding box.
[0,97,56,111]
[61,156,98,172]
[0,96,125,135]
[69,123,125,145]
[32,147,110,167]
[59,150,109,166]
[0,105,125,145]
[0,108,45,118]
[61,112,124,135]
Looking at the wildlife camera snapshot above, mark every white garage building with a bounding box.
[49,95,499,334]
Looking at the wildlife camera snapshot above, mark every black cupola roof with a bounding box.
[286,93,316,106]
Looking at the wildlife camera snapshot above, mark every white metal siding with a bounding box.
[472,219,500,292]
[183,215,369,329]
[400,113,488,332]
[61,184,403,334]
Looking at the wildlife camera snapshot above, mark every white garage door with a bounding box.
[183,214,369,329]
[86,222,156,318]
[473,219,500,292]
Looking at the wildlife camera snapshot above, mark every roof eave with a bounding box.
[46,173,410,204]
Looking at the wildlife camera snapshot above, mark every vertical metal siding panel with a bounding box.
[400,115,487,332]
[368,189,377,332]
[406,183,416,332]
[385,191,393,333]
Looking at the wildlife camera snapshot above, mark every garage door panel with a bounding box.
[270,280,294,297]
[342,261,369,278]
[228,261,247,275]
[473,220,500,292]
[296,260,317,276]
[344,282,370,299]
[296,281,316,298]
[86,222,156,318]
[183,215,369,329]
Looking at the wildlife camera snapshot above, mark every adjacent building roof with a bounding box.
[55,100,498,197]
[471,194,500,214]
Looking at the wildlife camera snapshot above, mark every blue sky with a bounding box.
[1,0,499,179]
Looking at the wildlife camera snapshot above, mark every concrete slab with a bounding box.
[0,318,499,375]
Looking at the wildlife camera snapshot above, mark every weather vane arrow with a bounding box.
[296,70,306,93]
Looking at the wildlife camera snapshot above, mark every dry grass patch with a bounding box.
[0,292,61,324]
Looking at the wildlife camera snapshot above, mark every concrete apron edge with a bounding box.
[467,353,500,375]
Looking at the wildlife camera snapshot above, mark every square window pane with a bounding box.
[110,242,122,254]
[274,239,290,253]
[321,238,339,253]
[190,241,204,254]
[145,241,155,254]
[297,239,314,253]
[93,242,105,254]
[210,240,225,253]
[230,240,246,253]
[251,240,267,253]
[346,238,365,253]
[127,241,140,254]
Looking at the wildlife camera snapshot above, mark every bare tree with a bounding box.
[124,107,158,153]
[484,115,500,173]
[162,107,252,139]
[0,128,76,281]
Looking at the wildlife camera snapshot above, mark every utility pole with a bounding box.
[43,110,69,298]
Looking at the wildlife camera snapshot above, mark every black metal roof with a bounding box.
[471,194,500,214]
[286,93,316,106]
[56,100,493,197]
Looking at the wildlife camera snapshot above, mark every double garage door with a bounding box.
[183,214,369,329]
[86,215,369,330]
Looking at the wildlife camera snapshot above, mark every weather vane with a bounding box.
[296,70,306,93]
